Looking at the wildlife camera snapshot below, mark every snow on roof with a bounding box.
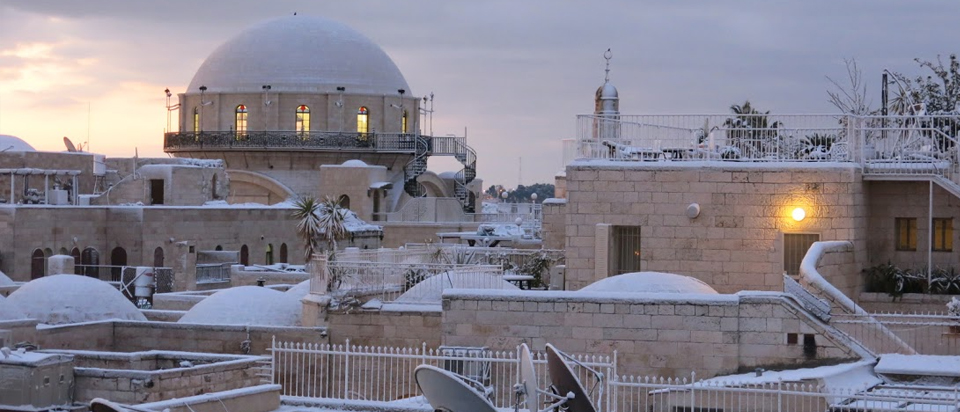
[875,354,960,378]
[0,270,13,286]
[178,286,302,326]
[696,360,879,390]
[0,134,36,152]
[569,159,858,170]
[285,280,311,300]
[580,272,718,294]
[0,294,28,321]
[6,275,146,325]
[341,159,369,167]
[394,271,519,304]
[329,208,382,233]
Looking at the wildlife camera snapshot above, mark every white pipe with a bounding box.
[929,180,933,288]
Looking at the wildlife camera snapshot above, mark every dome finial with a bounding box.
[603,48,613,82]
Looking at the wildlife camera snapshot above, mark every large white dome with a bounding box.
[581,272,718,295]
[178,286,302,326]
[0,135,36,152]
[187,15,410,95]
[6,275,146,325]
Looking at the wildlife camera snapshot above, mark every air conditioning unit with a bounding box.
[439,346,490,386]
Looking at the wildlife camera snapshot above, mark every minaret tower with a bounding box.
[594,49,620,141]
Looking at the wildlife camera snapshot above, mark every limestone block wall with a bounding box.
[866,181,960,270]
[805,241,862,303]
[319,163,387,222]
[541,199,566,250]
[563,163,869,292]
[327,309,442,347]
[380,222,481,247]
[0,151,97,198]
[441,290,862,378]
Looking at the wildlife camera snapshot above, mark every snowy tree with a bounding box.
[826,58,872,115]
[292,196,322,261]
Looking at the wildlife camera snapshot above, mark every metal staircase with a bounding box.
[402,135,478,213]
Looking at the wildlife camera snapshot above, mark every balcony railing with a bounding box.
[164,131,424,152]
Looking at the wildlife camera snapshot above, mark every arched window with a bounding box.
[240,245,249,266]
[58,247,68,255]
[296,105,310,137]
[337,195,350,209]
[211,174,218,200]
[193,107,200,134]
[154,247,164,267]
[235,104,248,137]
[31,249,44,279]
[71,247,81,275]
[280,243,288,264]
[402,110,408,134]
[81,247,99,278]
[266,244,274,266]
[215,245,223,251]
[110,247,127,282]
[357,106,369,134]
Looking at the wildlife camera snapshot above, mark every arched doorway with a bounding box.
[71,247,81,275]
[265,244,274,265]
[81,247,100,278]
[154,247,164,267]
[279,243,288,264]
[110,247,127,282]
[338,194,350,209]
[31,249,44,279]
[240,245,249,266]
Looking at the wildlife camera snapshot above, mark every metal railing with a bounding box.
[164,131,423,152]
[374,198,542,228]
[310,260,505,303]
[74,264,127,282]
[270,338,615,410]
[832,312,960,356]
[609,372,960,412]
[196,262,232,284]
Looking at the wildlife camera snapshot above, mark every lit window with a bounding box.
[402,110,408,134]
[357,106,369,134]
[895,218,917,251]
[193,107,200,134]
[613,226,642,275]
[235,104,248,138]
[933,218,953,252]
[296,105,310,136]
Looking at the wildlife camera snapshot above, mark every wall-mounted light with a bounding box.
[792,207,806,222]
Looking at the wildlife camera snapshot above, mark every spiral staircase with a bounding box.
[403,135,477,213]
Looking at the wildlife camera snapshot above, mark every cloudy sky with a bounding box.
[1,1,958,186]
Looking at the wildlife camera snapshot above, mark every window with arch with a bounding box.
[402,110,408,133]
[154,247,164,267]
[337,194,350,209]
[296,105,310,136]
[240,245,249,266]
[71,247,81,275]
[31,249,44,280]
[110,247,127,282]
[357,106,369,134]
[193,107,200,134]
[211,174,218,200]
[266,244,274,266]
[280,243,288,264]
[235,104,248,137]
[215,245,223,251]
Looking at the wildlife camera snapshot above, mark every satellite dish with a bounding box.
[415,365,497,412]
[546,343,598,412]
[519,343,539,409]
[90,398,130,412]
[63,136,78,152]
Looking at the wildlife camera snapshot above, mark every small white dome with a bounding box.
[341,159,369,167]
[6,275,146,325]
[0,135,36,152]
[581,272,718,295]
[178,286,302,326]
[187,15,410,95]
[0,295,27,321]
[285,280,311,300]
[596,82,618,100]
[0,270,14,286]
[395,271,519,304]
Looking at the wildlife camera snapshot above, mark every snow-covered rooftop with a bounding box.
[178,286,302,326]
[394,271,518,304]
[580,271,719,295]
[0,294,28,321]
[0,270,14,286]
[5,274,146,325]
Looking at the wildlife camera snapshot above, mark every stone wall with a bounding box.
[562,163,869,292]
[327,309,442,347]
[441,290,862,378]
[866,181,960,270]
[540,199,566,250]
[858,292,957,313]
[805,241,863,303]
[380,222,481,247]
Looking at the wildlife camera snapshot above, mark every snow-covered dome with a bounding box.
[596,82,618,100]
[580,272,718,295]
[394,271,519,304]
[178,286,302,326]
[0,270,14,286]
[341,159,369,167]
[0,295,28,321]
[285,280,311,300]
[187,15,410,95]
[6,275,146,325]
[0,135,36,152]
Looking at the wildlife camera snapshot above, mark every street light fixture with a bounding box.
[198,85,208,132]
[164,88,180,133]
[398,88,406,133]
[336,86,346,133]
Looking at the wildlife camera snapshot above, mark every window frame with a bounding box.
[895,217,918,251]
[357,106,369,134]
[612,225,642,275]
[296,105,310,136]
[932,217,953,252]
[235,104,248,137]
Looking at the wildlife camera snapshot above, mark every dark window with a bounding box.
[280,243,288,264]
[933,218,953,252]
[338,195,350,209]
[240,245,249,266]
[150,179,164,205]
[266,244,274,265]
[612,226,642,275]
[215,245,223,251]
[783,233,819,277]
[895,218,917,251]
[803,334,817,358]
[31,249,44,279]
[787,333,798,345]
[153,247,164,267]
[110,247,127,282]
[81,247,99,278]
[71,247,81,275]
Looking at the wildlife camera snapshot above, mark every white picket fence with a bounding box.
[269,338,615,410]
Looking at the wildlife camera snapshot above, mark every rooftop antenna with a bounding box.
[86,102,91,153]
[604,48,612,82]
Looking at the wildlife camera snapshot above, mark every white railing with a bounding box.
[609,373,960,412]
[310,260,505,303]
[270,338,615,411]
[374,198,542,229]
[196,263,232,284]
[832,312,960,356]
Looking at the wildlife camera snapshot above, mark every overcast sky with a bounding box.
[1,1,959,186]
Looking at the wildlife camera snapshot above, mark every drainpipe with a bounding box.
[929,180,933,290]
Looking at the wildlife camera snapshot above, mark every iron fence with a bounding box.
[309,259,505,302]
[196,262,232,284]
[832,312,960,356]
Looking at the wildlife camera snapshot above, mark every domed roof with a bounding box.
[178,286,301,326]
[394,270,519,304]
[0,135,36,152]
[187,15,410,95]
[6,275,146,325]
[0,270,14,286]
[284,279,311,300]
[341,159,369,167]
[0,295,27,321]
[580,272,718,295]
[596,81,618,100]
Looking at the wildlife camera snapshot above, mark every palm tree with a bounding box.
[317,196,347,251]
[292,196,322,261]
[723,100,783,158]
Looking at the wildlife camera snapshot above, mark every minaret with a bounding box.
[593,49,620,141]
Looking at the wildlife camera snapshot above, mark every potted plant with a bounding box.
[948,297,960,334]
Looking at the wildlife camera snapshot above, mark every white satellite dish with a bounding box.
[546,343,598,412]
[63,136,78,152]
[519,343,539,409]
[415,364,497,412]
